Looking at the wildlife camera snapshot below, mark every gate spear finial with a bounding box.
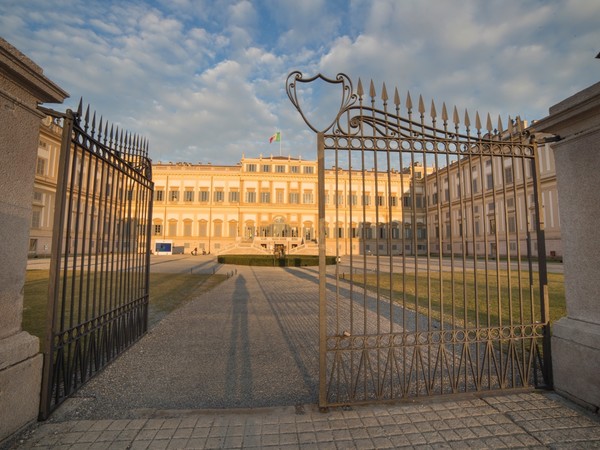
[418,95,425,117]
[394,87,401,110]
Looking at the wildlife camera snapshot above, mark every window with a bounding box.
[184,190,194,202]
[199,221,207,237]
[214,190,224,202]
[289,192,299,204]
[246,164,257,172]
[414,171,422,179]
[29,239,37,252]
[276,189,284,204]
[303,192,314,204]
[290,166,299,173]
[416,195,424,208]
[349,194,358,206]
[403,196,412,208]
[262,165,270,172]
[275,165,285,173]
[485,160,494,190]
[214,222,222,237]
[443,178,449,202]
[229,191,239,202]
[183,221,192,236]
[153,224,162,236]
[472,179,478,194]
[169,190,179,202]
[168,221,177,236]
[362,194,371,206]
[246,191,256,203]
[303,166,314,174]
[229,222,237,237]
[36,157,46,176]
[260,191,271,203]
[504,166,513,184]
[475,221,481,236]
[390,196,398,207]
[508,215,516,233]
[506,197,514,209]
[199,190,209,202]
[31,209,41,228]
[154,190,164,202]
[377,195,385,206]
[431,192,438,205]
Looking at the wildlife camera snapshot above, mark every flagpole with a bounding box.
[279,131,282,156]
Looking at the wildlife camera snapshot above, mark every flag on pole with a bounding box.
[269,131,280,143]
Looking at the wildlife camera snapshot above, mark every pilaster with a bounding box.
[0,38,68,442]
[532,81,600,411]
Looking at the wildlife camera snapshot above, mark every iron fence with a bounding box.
[39,102,153,418]
[287,72,552,407]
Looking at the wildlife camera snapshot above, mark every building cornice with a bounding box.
[0,38,69,105]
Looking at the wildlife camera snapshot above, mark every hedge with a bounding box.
[217,255,337,266]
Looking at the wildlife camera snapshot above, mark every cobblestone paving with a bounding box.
[9,392,600,449]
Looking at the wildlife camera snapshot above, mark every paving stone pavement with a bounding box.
[8,262,600,449]
[6,392,600,449]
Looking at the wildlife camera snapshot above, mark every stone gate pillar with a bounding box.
[532,81,600,411]
[0,38,68,442]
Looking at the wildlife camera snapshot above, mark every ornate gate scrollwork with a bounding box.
[287,71,552,407]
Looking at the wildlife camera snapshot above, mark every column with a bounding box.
[532,81,600,411]
[0,38,68,441]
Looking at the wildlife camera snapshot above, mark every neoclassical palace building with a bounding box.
[29,117,562,259]
[151,155,433,256]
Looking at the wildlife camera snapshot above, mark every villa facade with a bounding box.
[29,118,561,259]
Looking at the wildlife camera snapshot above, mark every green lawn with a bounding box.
[346,270,565,328]
[23,270,227,350]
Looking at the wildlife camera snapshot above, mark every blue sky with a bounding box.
[2,0,599,164]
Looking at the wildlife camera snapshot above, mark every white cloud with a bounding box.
[1,0,599,165]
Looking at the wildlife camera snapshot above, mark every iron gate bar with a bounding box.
[39,102,153,419]
[287,71,552,408]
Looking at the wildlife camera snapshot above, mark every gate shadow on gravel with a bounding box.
[251,268,319,403]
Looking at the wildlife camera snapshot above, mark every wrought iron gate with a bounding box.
[39,102,153,419]
[286,72,552,407]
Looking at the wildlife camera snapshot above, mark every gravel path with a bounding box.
[53,266,321,420]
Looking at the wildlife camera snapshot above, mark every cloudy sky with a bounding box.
[1,0,599,164]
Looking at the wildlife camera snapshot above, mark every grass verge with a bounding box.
[346,270,565,328]
[23,270,227,350]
